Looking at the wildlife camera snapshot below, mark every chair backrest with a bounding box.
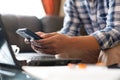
[40,15,64,33]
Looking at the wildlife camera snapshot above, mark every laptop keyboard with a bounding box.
[30,55,55,60]
[16,53,55,61]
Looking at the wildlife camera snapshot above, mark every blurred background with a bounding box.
[0,0,65,18]
[0,0,66,52]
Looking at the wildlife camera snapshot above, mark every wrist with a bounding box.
[69,36,100,51]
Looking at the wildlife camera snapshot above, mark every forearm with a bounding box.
[70,36,100,52]
[58,35,100,63]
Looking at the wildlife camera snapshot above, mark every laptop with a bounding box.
[0,16,42,80]
[0,15,81,66]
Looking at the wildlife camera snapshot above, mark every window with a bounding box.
[0,0,46,18]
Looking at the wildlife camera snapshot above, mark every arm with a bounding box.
[33,32,100,55]
[91,0,120,49]
[32,32,100,63]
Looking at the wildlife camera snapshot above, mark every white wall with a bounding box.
[59,0,66,17]
[0,0,45,18]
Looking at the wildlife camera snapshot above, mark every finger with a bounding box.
[31,41,51,49]
[31,45,43,53]
[37,48,57,55]
[31,40,52,48]
[31,45,57,55]
[32,41,54,50]
[35,31,45,35]
[34,37,54,45]
[31,32,58,45]
[35,32,46,38]
[35,33,59,45]
[40,32,58,38]
[24,38,31,44]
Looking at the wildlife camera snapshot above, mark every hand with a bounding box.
[30,32,58,54]
[30,32,61,54]
[24,31,52,54]
[31,32,83,55]
[24,31,46,44]
[31,32,100,64]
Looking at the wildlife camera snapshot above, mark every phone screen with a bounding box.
[16,28,42,40]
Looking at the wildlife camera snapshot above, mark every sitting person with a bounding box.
[26,0,120,66]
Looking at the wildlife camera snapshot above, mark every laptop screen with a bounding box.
[0,18,16,66]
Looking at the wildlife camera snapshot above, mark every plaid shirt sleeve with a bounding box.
[59,0,120,49]
[91,0,120,49]
[59,0,82,36]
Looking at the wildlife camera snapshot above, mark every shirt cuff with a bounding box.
[90,31,112,50]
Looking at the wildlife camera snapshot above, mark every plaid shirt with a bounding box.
[59,0,120,49]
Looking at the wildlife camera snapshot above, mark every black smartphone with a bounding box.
[16,28,42,40]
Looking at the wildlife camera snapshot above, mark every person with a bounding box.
[26,0,120,65]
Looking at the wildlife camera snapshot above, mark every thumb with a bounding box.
[35,32,46,35]
[41,32,58,38]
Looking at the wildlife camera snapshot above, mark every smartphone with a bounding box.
[16,28,42,40]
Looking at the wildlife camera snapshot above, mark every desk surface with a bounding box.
[22,65,120,80]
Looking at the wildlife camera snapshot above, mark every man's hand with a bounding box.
[24,31,46,44]
[28,32,100,63]
[31,32,70,55]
